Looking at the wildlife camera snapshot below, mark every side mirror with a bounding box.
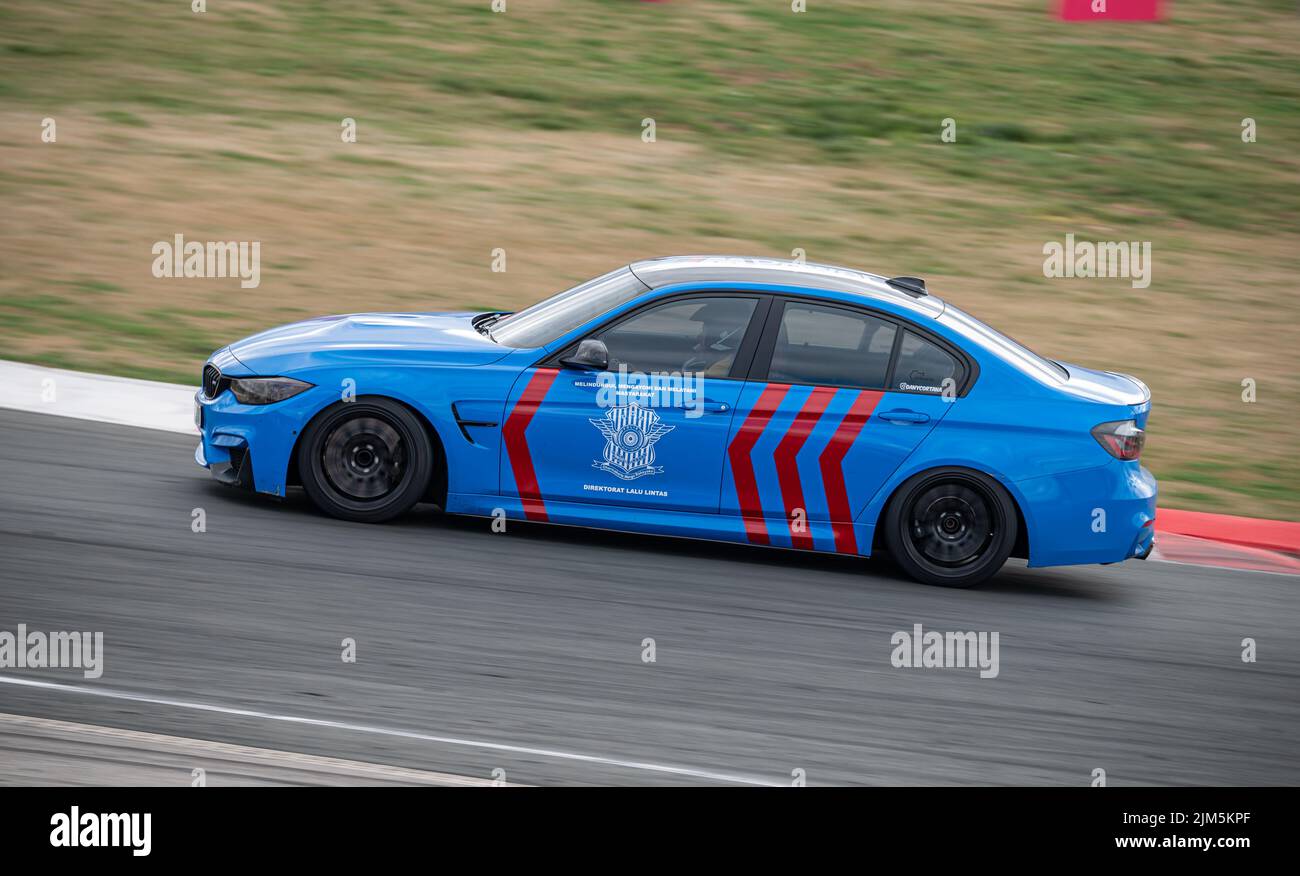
[561,339,609,371]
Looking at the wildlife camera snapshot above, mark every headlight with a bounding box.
[229,377,314,405]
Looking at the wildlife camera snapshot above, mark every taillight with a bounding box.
[1091,419,1145,460]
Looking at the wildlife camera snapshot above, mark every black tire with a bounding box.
[882,467,1017,588]
[297,397,433,523]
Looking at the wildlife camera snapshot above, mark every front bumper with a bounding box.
[194,385,328,497]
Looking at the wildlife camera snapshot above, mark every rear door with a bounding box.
[722,298,964,553]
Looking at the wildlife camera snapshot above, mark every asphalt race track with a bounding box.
[1,408,1297,786]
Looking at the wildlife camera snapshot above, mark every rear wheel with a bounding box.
[298,398,433,523]
[883,468,1017,588]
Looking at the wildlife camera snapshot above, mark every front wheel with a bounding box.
[298,398,433,523]
[882,468,1018,588]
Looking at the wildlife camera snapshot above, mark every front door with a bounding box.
[501,294,767,517]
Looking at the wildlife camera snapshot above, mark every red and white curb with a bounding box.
[1155,507,1300,556]
[1150,532,1300,576]
[1,358,1295,575]
[1150,507,1300,575]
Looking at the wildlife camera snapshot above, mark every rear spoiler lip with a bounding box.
[1054,362,1151,406]
[1116,371,1152,404]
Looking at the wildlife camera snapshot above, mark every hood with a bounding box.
[227,312,511,373]
[1056,361,1150,406]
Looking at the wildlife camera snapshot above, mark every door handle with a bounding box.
[877,409,930,424]
[701,400,731,413]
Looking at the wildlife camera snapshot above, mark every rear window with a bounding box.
[941,305,1067,381]
[890,331,961,394]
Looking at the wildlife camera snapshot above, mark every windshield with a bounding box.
[940,304,1069,382]
[489,267,650,348]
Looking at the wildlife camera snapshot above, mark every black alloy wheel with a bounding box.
[883,467,1018,588]
[298,398,433,523]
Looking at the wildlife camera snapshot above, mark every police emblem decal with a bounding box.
[588,403,675,480]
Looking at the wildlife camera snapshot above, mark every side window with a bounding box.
[890,330,961,394]
[596,297,758,377]
[766,302,896,388]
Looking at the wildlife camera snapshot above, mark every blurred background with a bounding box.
[0,0,1296,518]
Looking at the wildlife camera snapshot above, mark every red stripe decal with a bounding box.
[819,389,884,554]
[503,368,559,522]
[774,386,837,550]
[727,383,790,545]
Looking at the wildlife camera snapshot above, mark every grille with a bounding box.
[202,364,221,399]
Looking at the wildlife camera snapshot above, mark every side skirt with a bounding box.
[445,492,876,558]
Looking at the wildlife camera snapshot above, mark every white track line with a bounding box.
[1145,555,1298,578]
[0,675,782,787]
[0,359,195,434]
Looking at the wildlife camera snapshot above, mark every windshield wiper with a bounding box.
[473,311,508,343]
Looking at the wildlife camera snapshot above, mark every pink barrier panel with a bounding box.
[1157,508,1300,555]
[1057,0,1164,20]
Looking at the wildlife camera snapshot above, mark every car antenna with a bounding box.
[886,276,928,297]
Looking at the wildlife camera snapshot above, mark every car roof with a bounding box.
[627,255,945,318]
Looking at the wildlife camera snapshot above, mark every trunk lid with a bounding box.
[1056,361,1150,407]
